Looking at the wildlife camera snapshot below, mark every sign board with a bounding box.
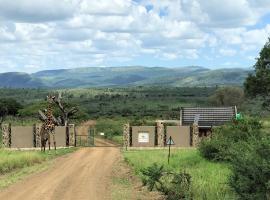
[99,132,105,136]
[194,114,200,124]
[166,137,175,145]
[138,132,149,143]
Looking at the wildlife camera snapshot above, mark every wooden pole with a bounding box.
[168,136,172,164]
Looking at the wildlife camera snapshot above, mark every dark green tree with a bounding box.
[0,98,22,125]
[209,86,244,106]
[244,38,270,108]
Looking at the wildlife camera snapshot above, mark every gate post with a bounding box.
[123,123,130,149]
[69,124,75,146]
[157,122,165,147]
[2,124,11,148]
[192,123,199,147]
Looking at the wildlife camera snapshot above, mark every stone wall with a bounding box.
[1,124,75,148]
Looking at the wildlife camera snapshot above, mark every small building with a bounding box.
[180,106,237,137]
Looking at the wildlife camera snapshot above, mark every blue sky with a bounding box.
[0,0,269,73]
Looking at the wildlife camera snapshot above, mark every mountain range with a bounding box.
[0,66,251,88]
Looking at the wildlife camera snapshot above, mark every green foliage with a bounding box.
[199,116,270,199]
[124,149,233,199]
[18,101,47,117]
[166,172,192,200]
[0,148,76,174]
[244,38,270,109]
[0,87,215,122]
[209,86,244,106]
[0,98,23,117]
[96,118,127,139]
[199,118,263,161]
[229,136,270,200]
[141,163,192,200]
[141,163,165,191]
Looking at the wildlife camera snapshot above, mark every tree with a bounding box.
[209,87,244,106]
[53,93,78,126]
[244,38,270,108]
[38,93,78,126]
[0,98,22,126]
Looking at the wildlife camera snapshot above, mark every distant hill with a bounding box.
[0,66,251,88]
[0,72,44,88]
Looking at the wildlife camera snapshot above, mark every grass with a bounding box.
[124,149,235,200]
[0,160,50,189]
[111,135,123,145]
[0,148,76,175]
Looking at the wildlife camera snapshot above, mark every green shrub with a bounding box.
[229,136,270,200]
[198,137,225,161]
[166,172,192,200]
[199,118,263,161]
[141,163,165,191]
[141,163,192,200]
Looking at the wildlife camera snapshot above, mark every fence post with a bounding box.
[157,122,165,147]
[8,123,11,148]
[33,124,37,147]
[192,123,199,147]
[123,123,130,149]
[66,125,69,147]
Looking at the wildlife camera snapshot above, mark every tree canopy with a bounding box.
[244,38,270,100]
[209,87,244,106]
[0,98,22,123]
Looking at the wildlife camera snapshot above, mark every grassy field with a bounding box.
[0,148,76,175]
[124,149,235,200]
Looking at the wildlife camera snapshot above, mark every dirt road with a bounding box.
[0,147,120,200]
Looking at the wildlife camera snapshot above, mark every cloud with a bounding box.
[0,0,269,72]
[0,0,75,22]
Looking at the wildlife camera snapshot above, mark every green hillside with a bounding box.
[0,66,250,88]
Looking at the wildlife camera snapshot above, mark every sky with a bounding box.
[0,0,270,73]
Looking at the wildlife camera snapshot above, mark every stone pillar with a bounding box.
[69,124,75,146]
[157,122,165,147]
[2,124,11,148]
[192,123,199,147]
[35,124,41,148]
[123,123,130,149]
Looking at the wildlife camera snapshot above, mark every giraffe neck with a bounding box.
[45,98,54,130]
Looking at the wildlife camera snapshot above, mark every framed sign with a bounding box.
[138,132,149,143]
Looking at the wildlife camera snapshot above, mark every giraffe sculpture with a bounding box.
[40,95,56,151]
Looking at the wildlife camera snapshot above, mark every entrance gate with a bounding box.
[75,127,95,147]
[75,124,121,147]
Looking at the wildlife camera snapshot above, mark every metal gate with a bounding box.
[75,127,95,147]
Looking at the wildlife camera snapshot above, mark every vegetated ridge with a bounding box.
[0,66,251,88]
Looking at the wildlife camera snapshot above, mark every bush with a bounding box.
[209,87,244,107]
[229,136,270,199]
[199,118,263,161]
[141,163,192,200]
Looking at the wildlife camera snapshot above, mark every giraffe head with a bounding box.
[47,95,56,104]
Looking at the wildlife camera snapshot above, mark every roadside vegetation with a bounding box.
[124,149,233,200]
[0,148,76,175]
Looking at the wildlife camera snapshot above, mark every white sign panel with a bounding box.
[138,132,149,143]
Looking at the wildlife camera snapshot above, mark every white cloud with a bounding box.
[0,0,269,72]
[0,0,76,22]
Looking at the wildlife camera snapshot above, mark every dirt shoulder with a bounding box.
[0,147,120,200]
[110,153,164,200]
